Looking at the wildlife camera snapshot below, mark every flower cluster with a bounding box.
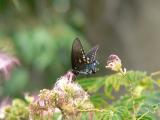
[54,71,93,119]
[29,71,94,120]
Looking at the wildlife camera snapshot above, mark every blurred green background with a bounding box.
[0,0,84,97]
[1,0,160,99]
[0,0,93,98]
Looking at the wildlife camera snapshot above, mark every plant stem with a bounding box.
[119,69,136,120]
[151,71,160,77]
[137,111,149,120]
[78,108,106,112]
[128,78,136,120]
[150,79,160,88]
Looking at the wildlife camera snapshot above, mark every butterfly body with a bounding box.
[71,38,99,75]
[80,61,98,74]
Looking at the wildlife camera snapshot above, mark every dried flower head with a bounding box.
[0,52,20,80]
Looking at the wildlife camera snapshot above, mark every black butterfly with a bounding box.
[71,38,99,75]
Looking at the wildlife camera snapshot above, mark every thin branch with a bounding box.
[77,108,106,112]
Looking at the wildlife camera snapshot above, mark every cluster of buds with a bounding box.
[29,71,94,120]
[1,99,29,120]
[105,54,126,75]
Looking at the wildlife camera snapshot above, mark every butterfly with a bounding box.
[71,38,99,75]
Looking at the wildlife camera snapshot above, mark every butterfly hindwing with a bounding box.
[85,45,99,63]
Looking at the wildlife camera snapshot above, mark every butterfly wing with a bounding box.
[85,45,99,63]
[71,38,86,72]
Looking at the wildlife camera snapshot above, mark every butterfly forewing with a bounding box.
[71,38,86,71]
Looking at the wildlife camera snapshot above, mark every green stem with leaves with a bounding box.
[119,69,136,120]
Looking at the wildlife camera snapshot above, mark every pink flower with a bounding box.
[53,71,93,117]
[63,71,76,82]
[106,54,122,71]
[0,52,20,80]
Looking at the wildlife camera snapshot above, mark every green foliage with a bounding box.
[78,71,160,119]
[79,71,153,99]
[1,71,160,120]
